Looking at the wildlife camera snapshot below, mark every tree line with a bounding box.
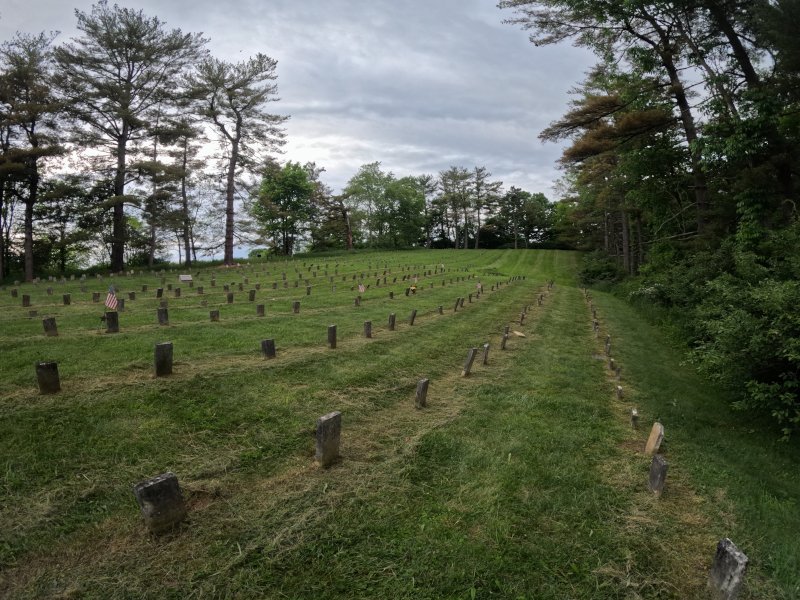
[501,0,800,435]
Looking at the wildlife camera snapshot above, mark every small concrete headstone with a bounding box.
[616,385,624,399]
[708,538,748,600]
[226,292,234,304]
[133,472,186,534]
[256,304,265,317]
[482,343,490,365]
[409,309,417,326]
[47,287,53,296]
[292,301,300,314]
[174,288,181,298]
[648,454,668,496]
[500,333,509,350]
[156,288,163,298]
[21,294,31,307]
[36,361,60,394]
[210,310,220,322]
[315,411,341,467]
[261,339,276,359]
[388,313,396,331]
[129,291,136,301]
[105,311,120,333]
[364,320,372,338]
[154,342,173,376]
[415,378,429,408]
[327,324,337,349]
[11,288,18,298]
[157,307,169,326]
[645,422,664,455]
[249,289,256,302]
[462,348,478,377]
[63,294,71,306]
[630,408,639,429]
[142,285,148,292]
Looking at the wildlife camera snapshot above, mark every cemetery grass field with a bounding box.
[0,249,798,599]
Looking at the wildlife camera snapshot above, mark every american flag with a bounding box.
[105,286,118,310]
[358,283,365,293]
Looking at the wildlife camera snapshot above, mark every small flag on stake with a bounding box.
[358,283,365,293]
[105,286,118,310]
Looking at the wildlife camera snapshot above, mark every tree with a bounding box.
[437,166,473,248]
[190,53,287,265]
[472,166,502,249]
[251,161,315,255]
[54,1,206,271]
[0,32,63,280]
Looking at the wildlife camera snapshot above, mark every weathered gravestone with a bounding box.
[462,348,478,377]
[249,290,256,302]
[409,309,417,326]
[157,307,169,326]
[133,472,186,534]
[256,304,265,317]
[36,361,60,394]
[388,313,396,331]
[415,378,429,408]
[292,301,300,314]
[500,333,509,350]
[648,454,668,496]
[315,411,341,467]
[708,538,748,600]
[22,294,31,307]
[105,311,119,333]
[482,343,490,365]
[645,422,665,455]
[630,408,639,429]
[327,324,337,349]
[154,342,173,376]
[364,320,372,338]
[63,294,71,306]
[210,310,220,322]
[261,339,276,359]
[42,318,58,337]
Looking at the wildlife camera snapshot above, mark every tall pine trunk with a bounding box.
[111,127,128,272]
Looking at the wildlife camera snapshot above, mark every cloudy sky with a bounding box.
[1,0,594,198]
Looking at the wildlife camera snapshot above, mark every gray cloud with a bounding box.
[1,0,595,196]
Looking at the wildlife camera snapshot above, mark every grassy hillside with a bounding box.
[0,249,796,598]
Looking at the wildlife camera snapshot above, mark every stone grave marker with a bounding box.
[226,292,234,304]
[129,291,136,301]
[42,317,58,337]
[648,454,668,496]
[133,472,186,534]
[315,411,341,467]
[248,290,256,302]
[156,288,163,298]
[364,320,372,338]
[154,342,173,376]
[327,324,337,349]
[210,310,220,322]
[174,288,181,298]
[708,538,748,600]
[105,311,120,333]
[645,422,664,455]
[500,333,509,350]
[11,288,18,298]
[462,348,478,377]
[482,343,490,365]
[36,361,60,394]
[261,339,276,359]
[256,304,265,317]
[415,378,429,408]
[630,408,639,429]
[409,309,417,326]
[157,307,169,326]
[63,294,71,306]
[388,313,396,331]
[292,301,300,314]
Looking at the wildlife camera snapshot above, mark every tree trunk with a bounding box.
[224,136,240,265]
[24,198,34,282]
[341,205,354,250]
[181,139,192,267]
[474,205,481,249]
[111,127,128,272]
[704,0,760,87]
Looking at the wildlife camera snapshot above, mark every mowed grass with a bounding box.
[0,249,796,598]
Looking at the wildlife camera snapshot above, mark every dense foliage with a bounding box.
[502,0,800,434]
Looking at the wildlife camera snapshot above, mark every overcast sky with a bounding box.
[1,0,594,199]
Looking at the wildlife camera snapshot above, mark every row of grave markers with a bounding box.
[32,277,524,394]
[584,287,748,600]
[130,277,538,537]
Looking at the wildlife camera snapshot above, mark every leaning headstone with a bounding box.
[453,298,460,312]
[482,343,490,365]
[154,342,173,376]
[261,339,276,359]
[364,320,372,338]
[133,472,186,534]
[157,307,169,326]
[36,361,60,394]
[42,317,58,337]
[462,348,478,377]
[210,310,220,322]
[105,311,120,333]
[708,538,749,600]
[415,378,429,408]
[648,454,668,496]
[645,422,664,455]
[327,324,337,349]
[388,313,396,331]
[315,411,341,467]
[409,309,417,326]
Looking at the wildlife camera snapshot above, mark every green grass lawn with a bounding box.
[0,249,797,598]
